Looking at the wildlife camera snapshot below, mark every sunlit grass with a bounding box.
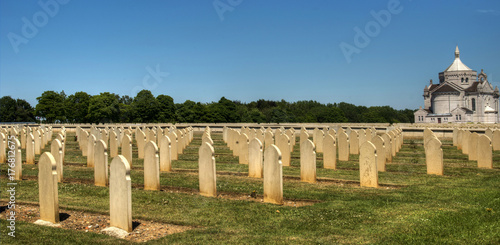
[1,130,499,244]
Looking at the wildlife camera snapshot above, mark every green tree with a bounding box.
[176,100,196,122]
[87,93,121,123]
[0,96,17,122]
[15,99,36,122]
[120,95,133,105]
[0,96,35,122]
[213,97,239,123]
[248,108,266,123]
[131,90,159,123]
[157,94,176,122]
[35,91,66,123]
[65,92,91,123]
[316,105,347,123]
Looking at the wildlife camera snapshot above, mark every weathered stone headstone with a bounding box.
[51,139,63,182]
[359,141,378,188]
[38,152,59,224]
[56,133,66,160]
[323,134,336,169]
[300,130,309,145]
[358,129,367,149]
[314,129,324,153]
[21,129,26,149]
[365,128,372,142]
[381,133,392,163]
[425,137,443,175]
[468,132,479,161]
[0,133,5,163]
[199,142,216,197]
[34,129,42,155]
[453,128,458,146]
[349,130,359,155]
[148,130,156,147]
[456,129,463,150]
[177,129,184,155]
[338,131,349,161]
[94,140,108,187]
[26,133,35,164]
[144,141,160,191]
[263,145,283,205]
[13,138,22,180]
[477,135,493,169]
[423,128,434,148]
[87,134,96,168]
[389,131,397,157]
[136,130,146,159]
[108,155,132,232]
[202,136,213,146]
[256,129,265,145]
[233,131,241,157]
[371,136,386,172]
[300,140,316,183]
[485,128,493,142]
[492,130,500,151]
[159,135,172,172]
[122,135,133,167]
[264,131,274,150]
[286,129,295,152]
[248,138,263,178]
[328,128,336,138]
[80,131,89,156]
[462,130,471,155]
[276,134,291,167]
[169,132,178,160]
[110,131,119,157]
[238,133,249,164]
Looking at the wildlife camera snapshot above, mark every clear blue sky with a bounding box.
[1,0,499,110]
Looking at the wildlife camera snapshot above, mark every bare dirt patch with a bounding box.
[0,202,192,243]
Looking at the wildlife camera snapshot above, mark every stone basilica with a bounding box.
[414,46,499,123]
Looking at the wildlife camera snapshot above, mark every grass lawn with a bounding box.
[1,130,499,244]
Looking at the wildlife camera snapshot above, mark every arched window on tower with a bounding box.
[472,98,476,111]
[461,78,464,83]
[466,78,468,83]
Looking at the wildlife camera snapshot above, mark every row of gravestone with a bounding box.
[453,128,496,169]
[0,127,66,181]
[200,127,284,203]
[0,125,59,157]
[77,127,194,187]
[3,125,183,234]
[221,126,404,189]
[35,151,134,233]
[0,124,190,190]
[453,127,500,152]
[210,126,396,203]
[223,126,403,169]
[423,127,495,176]
[6,125,495,235]
[77,126,193,166]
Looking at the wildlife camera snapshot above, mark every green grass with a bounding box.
[1,131,499,244]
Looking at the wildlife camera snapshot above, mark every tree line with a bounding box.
[0,90,415,124]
